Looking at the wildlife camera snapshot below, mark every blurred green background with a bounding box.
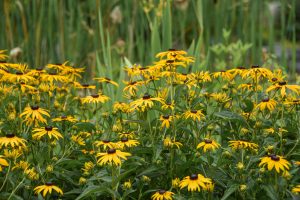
[0,0,299,79]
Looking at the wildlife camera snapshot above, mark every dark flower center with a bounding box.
[31,105,39,110]
[121,137,129,142]
[49,72,57,75]
[61,115,67,119]
[81,83,89,87]
[204,139,212,144]
[278,81,286,86]
[191,110,197,114]
[102,140,110,143]
[220,70,226,72]
[129,81,137,85]
[251,65,260,69]
[91,94,99,98]
[262,97,270,102]
[20,82,25,85]
[45,126,53,131]
[46,182,54,186]
[143,93,151,100]
[270,154,280,161]
[162,115,170,119]
[158,189,166,194]
[107,148,116,154]
[293,100,299,103]
[271,78,278,82]
[166,60,174,64]
[6,133,15,138]
[237,66,245,69]
[36,67,43,71]
[139,67,147,70]
[168,48,176,51]
[16,72,23,75]
[190,174,198,180]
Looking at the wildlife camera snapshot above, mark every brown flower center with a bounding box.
[102,140,110,143]
[45,126,53,131]
[166,60,174,64]
[49,72,57,75]
[121,137,129,142]
[143,93,151,100]
[45,182,54,186]
[262,97,270,102]
[129,81,137,85]
[81,83,89,87]
[107,148,116,154]
[293,99,299,103]
[191,110,197,114]
[91,94,99,98]
[251,65,260,69]
[237,66,245,69]
[61,115,67,119]
[204,139,212,144]
[162,115,170,119]
[278,81,287,86]
[6,133,15,138]
[36,67,43,71]
[270,154,280,161]
[16,72,23,75]
[31,105,39,110]
[158,189,166,194]
[271,78,278,82]
[168,48,176,51]
[190,174,198,180]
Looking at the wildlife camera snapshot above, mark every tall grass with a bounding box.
[0,0,298,77]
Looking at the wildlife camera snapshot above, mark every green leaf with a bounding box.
[74,122,96,132]
[262,185,279,200]
[75,185,117,200]
[221,184,239,200]
[214,111,245,122]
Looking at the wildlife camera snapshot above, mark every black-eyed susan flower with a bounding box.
[118,131,135,139]
[73,82,96,89]
[81,161,94,176]
[81,93,110,104]
[94,77,119,87]
[266,81,300,97]
[40,72,67,83]
[179,173,212,192]
[161,100,175,111]
[32,126,63,140]
[20,105,50,125]
[160,115,174,129]
[96,148,131,166]
[256,97,277,111]
[213,70,234,81]
[197,138,220,152]
[113,102,131,113]
[0,50,8,60]
[3,149,22,159]
[182,109,205,122]
[241,65,273,80]
[163,137,182,149]
[94,140,115,150]
[123,80,143,96]
[0,155,9,172]
[122,180,132,190]
[34,182,63,197]
[52,115,77,123]
[116,138,139,149]
[259,154,290,173]
[130,93,163,112]
[292,185,300,194]
[0,134,27,148]
[151,189,174,200]
[228,140,258,151]
[172,178,180,188]
[71,135,85,146]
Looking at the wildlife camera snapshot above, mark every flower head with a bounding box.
[259,154,290,173]
[34,182,63,197]
[0,134,27,149]
[151,190,174,200]
[20,105,50,125]
[96,148,131,166]
[32,126,63,140]
[197,138,220,152]
[179,173,212,192]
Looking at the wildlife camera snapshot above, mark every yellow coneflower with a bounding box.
[118,132,135,139]
[156,49,194,64]
[81,93,110,104]
[52,115,78,123]
[17,82,36,93]
[122,180,132,190]
[12,160,30,171]
[151,190,174,200]
[256,97,277,111]
[161,100,175,111]
[172,178,181,188]
[0,134,27,148]
[213,70,234,81]
[259,154,290,173]
[179,173,212,192]
[3,149,22,159]
[130,93,163,112]
[1,70,36,83]
[266,81,300,97]
[228,140,258,152]
[94,77,119,87]
[160,115,174,129]
[94,140,115,150]
[116,138,139,149]
[182,109,205,122]
[96,148,131,166]
[163,137,182,149]
[81,161,94,175]
[71,135,85,146]
[32,126,63,140]
[34,182,63,197]
[20,105,50,125]
[40,72,68,83]
[292,185,300,194]
[113,102,131,113]
[73,82,96,89]
[123,80,143,96]
[0,155,9,172]
[187,71,212,84]
[0,50,8,60]
[241,65,273,80]
[197,138,220,152]
[210,92,231,104]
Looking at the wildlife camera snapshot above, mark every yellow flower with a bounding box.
[161,100,175,111]
[40,72,68,83]
[94,140,116,150]
[130,93,163,112]
[179,173,212,192]
[151,190,174,200]
[20,105,50,125]
[1,70,36,83]
[0,50,8,60]
[163,137,182,149]
[116,138,140,149]
[259,154,290,173]
[0,155,9,172]
[236,162,244,170]
[182,110,205,121]
[266,81,300,97]
[197,139,220,152]
[123,80,143,96]
[0,134,27,149]
[79,177,87,185]
[210,92,231,103]
[3,149,22,159]
[123,180,132,190]
[34,182,63,197]
[32,126,63,140]
[118,132,136,139]
[81,161,94,175]
[94,77,119,87]
[96,148,131,166]
[71,135,85,146]
[160,115,174,129]
[12,160,30,171]
[52,115,78,123]
[239,184,247,191]
[241,65,273,80]
[172,178,180,188]
[292,185,300,194]
[81,93,110,104]
[228,140,258,151]
[73,82,96,89]
[213,70,234,81]
[256,97,277,111]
